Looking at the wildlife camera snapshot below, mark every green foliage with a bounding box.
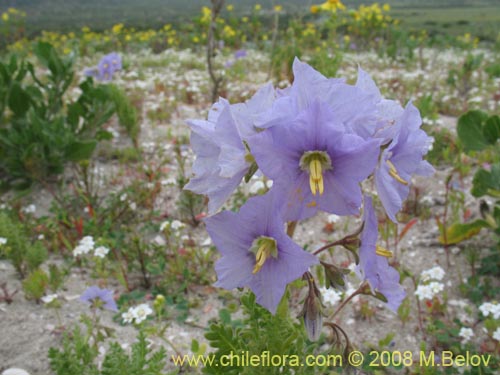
[203,292,326,375]
[0,42,120,189]
[49,328,167,375]
[108,84,140,147]
[457,110,500,153]
[22,268,49,301]
[0,211,48,277]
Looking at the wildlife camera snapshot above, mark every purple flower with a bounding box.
[84,52,122,82]
[374,102,434,222]
[184,99,250,214]
[356,197,405,312]
[234,49,247,59]
[354,67,404,141]
[80,286,118,312]
[248,100,380,221]
[185,84,277,214]
[255,58,375,134]
[205,193,318,314]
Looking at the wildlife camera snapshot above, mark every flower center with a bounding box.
[249,236,278,274]
[386,160,408,185]
[299,151,333,196]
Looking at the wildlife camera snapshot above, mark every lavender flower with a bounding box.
[84,52,122,82]
[249,100,380,221]
[80,286,118,312]
[374,102,434,222]
[205,193,318,314]
[356,197,405,312]
[184,98,250,214]
[234,49,247,59]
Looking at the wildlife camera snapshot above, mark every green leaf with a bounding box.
[483,115,500,145]
[65,140,97,161]
[8,82,31,116]
[457,110,489,152]
[471,163,500,198]
[438,219,489,245]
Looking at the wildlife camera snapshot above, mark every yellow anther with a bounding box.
[386,160,408,186]
[103,63,109,68]
[250,236,278,274]
[309,159,324,196]
[376,245,393,258]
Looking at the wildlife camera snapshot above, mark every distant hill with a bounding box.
[1,0,499,35]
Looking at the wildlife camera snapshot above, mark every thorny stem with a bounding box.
[207,0,225,102]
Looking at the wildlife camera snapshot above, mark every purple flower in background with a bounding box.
[205,193,318,314]
[97,52,122,81]
[80,286,118,312]
[356,196,405,312]
[184,99,250,214]
[249,100,380,221]
[375,102,434,222]
[84,52,122,82]
[234,49,247,59]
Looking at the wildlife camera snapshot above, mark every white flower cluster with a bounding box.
[159,220,185,233]
[420,266,445,282]
[493,327,500,342]
[121,303,153,324]
[415,281,444,301]
[41,294,58,304]
[73,236,95,256]
[72,236,109,258]
[319,287,342,307]
[22,204,36,214]
[415,266,446,301]
[479,302,500,320]
[458,327,474,343]
[0,237,7,246]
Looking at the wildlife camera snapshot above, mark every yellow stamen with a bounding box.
[376,245,393,258]
[309,159,324,196]
[387,160,408,185]
[250,236,278,274]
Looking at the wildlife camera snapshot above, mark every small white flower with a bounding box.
[458,327,474,343]
[37,234,44,240]
[120,193,128,202]
[94,246,110,258]
[161,177,176,186]
[41,294,58,304]
[421,266,445,282]
[159,221,168,232]
[170,220,185,231]
[0,237,7,245]
[479,302,500,319]
[129,201,137,211]
[132,303,153,323]
[326,214,341,224]
[22,204,36,214]
[493,328,500,342]
[319,287,342,307]
[80,236,95,247]
[122,309,135,324]
[415,284,433,301]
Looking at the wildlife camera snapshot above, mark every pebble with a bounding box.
[2,369,31,375]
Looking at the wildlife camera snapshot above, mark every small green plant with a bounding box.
[49,327,169,375]
[0,211,48,278]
